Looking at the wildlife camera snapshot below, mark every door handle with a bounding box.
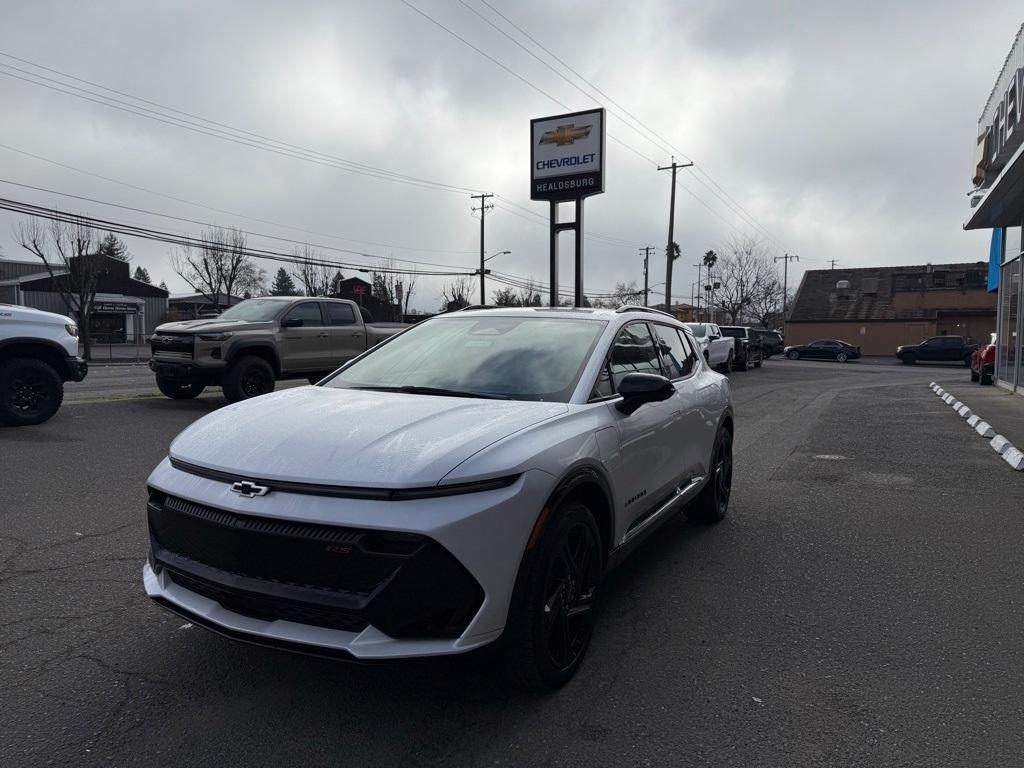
[317,332,329,338]
[351,332,363,337]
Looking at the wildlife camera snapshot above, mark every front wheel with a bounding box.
[222,355,276,403]
[787,350,800,360]
[686,428,732,524]
[0,358,64,426]
[503,500,602,689]
[156,377,205,399]
[901,354,916,365]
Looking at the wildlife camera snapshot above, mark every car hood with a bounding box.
[169,385,567,487]
[154,319,273,334]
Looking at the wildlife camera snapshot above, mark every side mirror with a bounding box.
[615,373,674,415]
[281,317,303,328]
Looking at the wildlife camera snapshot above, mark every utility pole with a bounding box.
[640,246,653,306]
[774,253,799,319]
[692,261,704,320]
[830,259,840,270]
[470,193,494,304]
[658,157,693,310]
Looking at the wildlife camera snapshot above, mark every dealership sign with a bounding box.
[530,108,605,201]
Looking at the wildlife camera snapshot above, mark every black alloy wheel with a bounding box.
[686,428,733,524]
[222,355,276,403]
[540,516,601,674]
[836,351,848,363]
[241,368,272,397]
[787,350,800,360]
[0,358,63,426]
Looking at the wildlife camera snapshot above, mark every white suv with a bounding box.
[144,307,733,687]
[0,304,87,426]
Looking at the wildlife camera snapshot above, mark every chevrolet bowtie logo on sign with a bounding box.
[531,108,605,202]
[539,123,592,146]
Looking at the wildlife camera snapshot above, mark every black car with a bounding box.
[753,329,784,357]
[784,339,861,362]
[719,326,764,370]
[896,335,977,366]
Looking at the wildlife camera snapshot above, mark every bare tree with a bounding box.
[171,227,255,313]
[291,244,334,296]
[236,260,267,298]
[612,280,643,306]
[401,271,418,317]
[439,276,474,311]
[492,286,521,306]
[17,217,102,359]
[513,277,542,307]
[711,234,777,324]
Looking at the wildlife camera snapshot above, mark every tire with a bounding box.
[901,354,916,365]
[970,366,980,382]
[718,352,733,374]
[686,427,733,524]
[980,368,993,386]
[222,355,276,403]
[836,352,848,363]
[503,499,602,689]
[787,350,800,360]
[0,357,64,427]
[753,355,762,368]
[155,377,205,399]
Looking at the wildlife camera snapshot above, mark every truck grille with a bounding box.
[150,333,194,359]
[147,491,484,639]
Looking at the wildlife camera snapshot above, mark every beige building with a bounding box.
[785,263,997,356]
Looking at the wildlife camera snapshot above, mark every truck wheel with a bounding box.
[901,353,916,365]
[156,377,205,400]
[0,357,64,426]
[222,356,275,403]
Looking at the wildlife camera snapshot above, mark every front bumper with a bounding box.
[143,459,555,659]
[149,358,225,383]
[63,356,88,382]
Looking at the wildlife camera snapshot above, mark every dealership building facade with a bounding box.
[966,24,1024,394]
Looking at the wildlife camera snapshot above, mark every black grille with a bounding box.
[150,333,194,359]
[148,491,484,639]
[168,569,368,633]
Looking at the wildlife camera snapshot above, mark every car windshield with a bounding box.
[720,327,744,338]
[684,323,707,337]
[326,315,607,402]
[216,298,291,322]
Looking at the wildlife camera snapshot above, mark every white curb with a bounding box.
[975,421,996,438]
[953,400,963,410]
[990,435,1012,456]
[1004,446,1024,470]
[945,394,956,404]
[967,414,981,427]
[957,405,972,418]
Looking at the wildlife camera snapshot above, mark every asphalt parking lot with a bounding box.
[3,358,1023,767]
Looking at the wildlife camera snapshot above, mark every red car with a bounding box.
[970,333,996,385]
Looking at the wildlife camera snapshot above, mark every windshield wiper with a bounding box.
[353,385,511,400]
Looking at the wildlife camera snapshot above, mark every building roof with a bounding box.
[788,262,990,323]
[168,292,243,305]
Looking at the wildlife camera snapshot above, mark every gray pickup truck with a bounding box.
[149,296,407,402]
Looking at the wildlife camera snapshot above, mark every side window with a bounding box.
[591,362,614,399]
[326,302,357,326]
[653,324,694,379]
[283,302,325,326]
[608,323,664,391]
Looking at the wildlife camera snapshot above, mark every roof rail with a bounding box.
[456,304,499,311]
[614,305,674,318]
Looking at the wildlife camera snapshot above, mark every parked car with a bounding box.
[970,332,997,385]
[683,322,734,372]
[149,296,407,403]
[0,304,88,426]
[754,329,785,358]
[784,339,861,363]
[143,306,734,688]
[896,335,977,366]
[719,326,763,370]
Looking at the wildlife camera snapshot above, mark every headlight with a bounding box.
[198,332,232,341]
[65,323,78,337]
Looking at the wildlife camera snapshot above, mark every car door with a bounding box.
[323,301,366,369]
[918,337,940,361]
[652,323,712,480]
[279,301,330,372]
[598,322,680,531]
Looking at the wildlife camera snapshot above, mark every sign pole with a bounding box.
[574,198,585,307]
[549,202,559,308]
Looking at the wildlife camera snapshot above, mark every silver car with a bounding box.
[143,306,734,687]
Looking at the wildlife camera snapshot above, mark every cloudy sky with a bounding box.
[0,0,1020,311]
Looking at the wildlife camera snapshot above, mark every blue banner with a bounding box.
[988,229,1002,292]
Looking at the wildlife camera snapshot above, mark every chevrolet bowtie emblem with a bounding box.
[539,123,592,146]
[230,480,270,498]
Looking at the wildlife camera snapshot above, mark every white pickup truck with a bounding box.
[0,304,88,425]
[684,322,734,373]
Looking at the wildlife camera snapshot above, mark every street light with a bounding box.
[484,249,511,263]
[478,250,510,304]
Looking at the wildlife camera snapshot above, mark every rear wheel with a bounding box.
[222,355,275,403]
[155,377,205,399]
[836,351,848,363]
[503,500,602,689]
[0,358,63,426]
[686,428,732,524]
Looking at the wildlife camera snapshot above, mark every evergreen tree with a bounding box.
[270,267,298,296]
[97,232,131,261]
[133,265,152,283]
[158,280,168,291]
